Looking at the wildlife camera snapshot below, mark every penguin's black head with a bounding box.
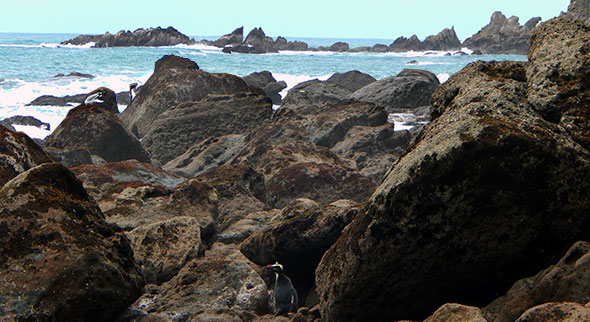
[83,87,118,113]
[266,262,284,273]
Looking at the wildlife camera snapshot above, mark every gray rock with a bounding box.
[462,11,541,54]
[327,70,376,92]
[350,68,440,112]
[120,55,258,138]
[281,80,352,110]
[141,92,272,165]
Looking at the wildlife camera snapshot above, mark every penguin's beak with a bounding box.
[84,92,104,106]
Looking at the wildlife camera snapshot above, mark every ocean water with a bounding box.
[0,32,528,138]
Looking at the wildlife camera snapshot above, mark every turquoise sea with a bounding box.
[0,32,528,137]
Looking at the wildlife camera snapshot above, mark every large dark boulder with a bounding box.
[462,11,541,54]
[315,18,590,322]
[0,162,144,321]
[327,70,376,92]
[45,87,151,163]
[141,92,272,165]
[120,55,257,138]
[0,125,53,186]
[350,69,440,112]
[61,26,194,47]
[281,80,352,110]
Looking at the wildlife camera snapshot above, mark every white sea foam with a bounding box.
[437,73,450,83]
[276,50,335,56]
[0,72,152,134]
[273,73,332,102]
[12,124,52,139]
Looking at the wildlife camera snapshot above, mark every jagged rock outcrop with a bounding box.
[243,71,287,105]
[562,0,590,25]
[350,68,440,113]
[315,17,590,322]
[0,162,144,321]
[0,125,53,186]
[390,27,462,52]
[462,11,541,54]
[210,26,244,47]
[326,70,376,92]
[141,92,272,165]
[61,26,194,47]
[44,87,151,163]
[275,36,309,51]
[221,27,278,54]
[120,55,259,138]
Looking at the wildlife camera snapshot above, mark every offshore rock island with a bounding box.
[2,1,590,321]
[62,11,540,54]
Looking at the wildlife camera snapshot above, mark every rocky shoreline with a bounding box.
[2,2,590,322]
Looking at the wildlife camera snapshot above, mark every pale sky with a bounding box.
[1,0,570,40]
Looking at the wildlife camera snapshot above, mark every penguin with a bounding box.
[83,87,118,113]
[266,262,298,316]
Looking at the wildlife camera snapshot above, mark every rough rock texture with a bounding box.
[423,304,488,322]
[0,162,144,321]
[241,200,362,303]
[44,147,94,168]
[563,0,590,25]
[216,209,280,244]
[127,216,205,285]
[483,241,590,322]
[326,70,376,92]
[0,125,53,186]
[132,243,269,317]
[70,160,217,240]
[141,92,272,165]
[390,27,462,52]
[281,80,352,110]
[350,69,440,112]
[265,162,374,209]
[163,134,247,178]
[61,26,194,47]
[526,17,590,150]
[232,104,383,209]
[120,55,258,138]
[44,88,150,163]
[463,11,541,54]
[315,18,590,322]
[514,302,590,322]
[198,164,266,232]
